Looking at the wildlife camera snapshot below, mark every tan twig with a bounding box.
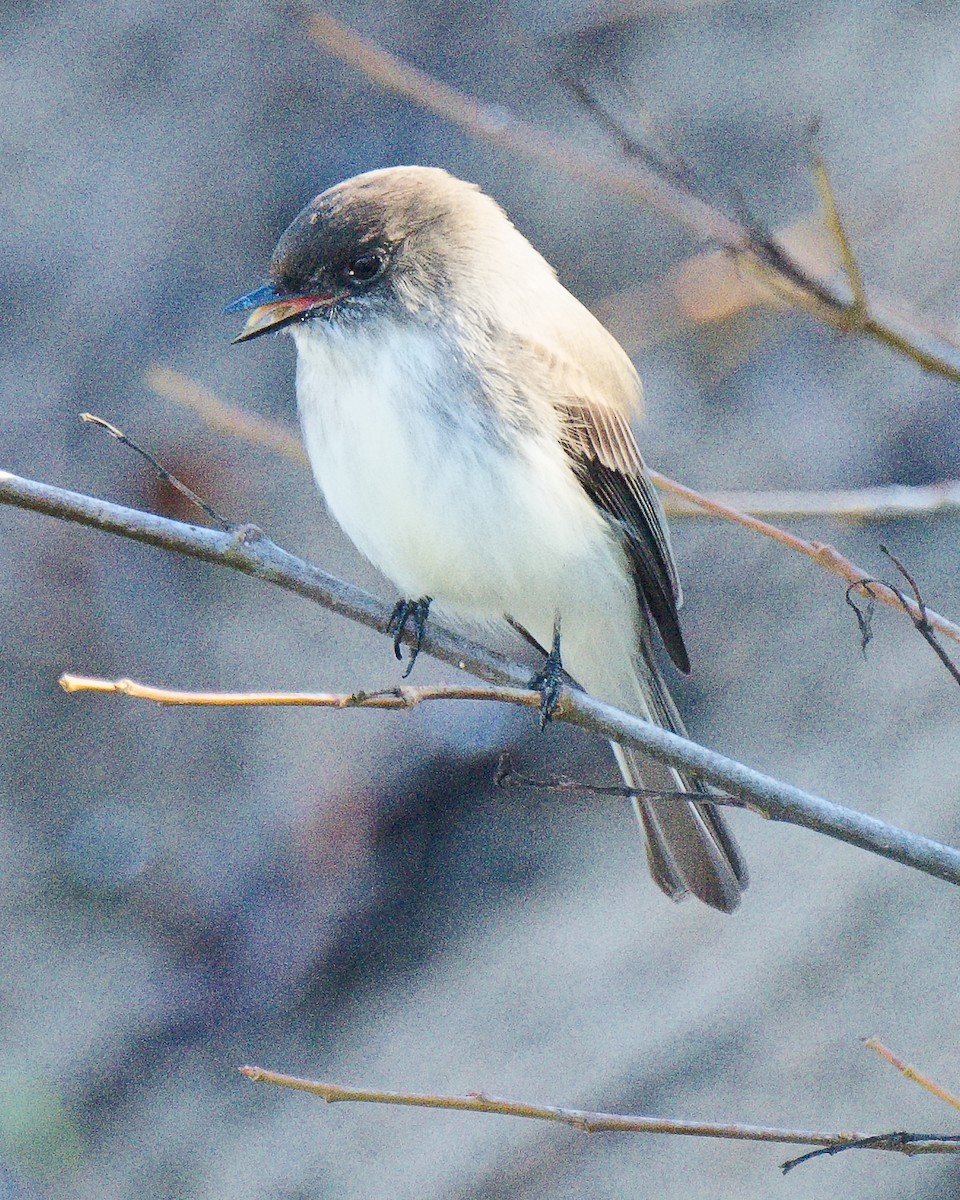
[46,676,743,804]
[304,8,960,383]
[865,1039,960,1113]
[59,674,539,712]
[237,1065,960,1161]
[810,142,868,326]
[648,470,960,646]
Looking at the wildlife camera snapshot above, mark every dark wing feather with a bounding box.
[559,402,690,674]
[495,329,688,673]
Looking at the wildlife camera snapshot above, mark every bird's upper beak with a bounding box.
[225,283,334,343]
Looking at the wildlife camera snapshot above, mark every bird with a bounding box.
[227,165,747,912]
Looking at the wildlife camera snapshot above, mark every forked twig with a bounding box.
[780,1039,960,1171]
[847,547,960,687]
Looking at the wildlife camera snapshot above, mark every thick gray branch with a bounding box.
[3,467,960,888]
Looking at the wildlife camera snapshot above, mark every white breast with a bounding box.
[291,317,639,679]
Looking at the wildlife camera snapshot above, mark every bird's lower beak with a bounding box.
[225,284,333,343]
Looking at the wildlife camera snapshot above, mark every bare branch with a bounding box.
[649,470,960,646]
[59,675,540,712]
[865,1039,960,1113]
[5,467,959,886]
[237,1065,960,1162]
[0,469,524,686]
[304,8,960,383]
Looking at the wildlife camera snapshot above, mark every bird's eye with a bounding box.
[343,250,387,285]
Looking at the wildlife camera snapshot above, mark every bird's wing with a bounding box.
[506,330,689,674]
[558,399,689,674]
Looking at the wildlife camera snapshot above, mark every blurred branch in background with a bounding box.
[2,465,959,885]
[237,1064,960,1169]
[145,366,308,464]
[303,8,960,383]
[660,479,960,520]
[146,366,960,648]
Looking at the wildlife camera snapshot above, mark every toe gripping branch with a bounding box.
[529,621,565,729]
[387,597,432,678]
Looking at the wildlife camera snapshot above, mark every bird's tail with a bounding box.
[611,654,748,913]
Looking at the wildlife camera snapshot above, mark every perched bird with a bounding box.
[227,166,747,912]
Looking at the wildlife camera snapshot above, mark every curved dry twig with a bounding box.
[4,466,960,889]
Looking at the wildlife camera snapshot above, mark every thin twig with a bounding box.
[781,1131,960,1173]
[865,1039,960,1113]
[493,751,740,806]
[873,549,960,691]
[237,1066,960,1161]
[80,412,230,530]
[59,674,539,711]
[304,8,960,383]
[5,468,960,887]
[845,581,877,653]
[648,470,960,646]
[809,134,868,325]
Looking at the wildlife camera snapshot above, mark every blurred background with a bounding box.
[3,1,960,1196]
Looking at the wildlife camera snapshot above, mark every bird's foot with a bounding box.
[529,620,565,729]
[387,596,432,678]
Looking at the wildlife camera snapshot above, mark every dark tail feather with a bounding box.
[613,651,748,913]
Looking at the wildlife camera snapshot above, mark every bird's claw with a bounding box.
[529,622,565,729]
[387,596,432,678]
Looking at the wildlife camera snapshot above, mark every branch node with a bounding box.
[228,522,267,546]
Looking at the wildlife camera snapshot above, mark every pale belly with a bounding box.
[292,320,643,697]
